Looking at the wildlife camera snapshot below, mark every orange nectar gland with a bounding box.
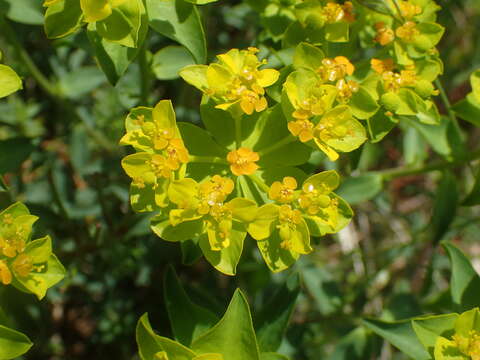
[269,177,298,203]
[288,119,314,142]
[336,79,359,101]
[382,69,416,92]
[0,260,11,285]
[298,182,334,215]
[317,57,355,83]
[374,22,395,46]
[322,2,355,23]
[370,58,395,74]
[292,97,326,120]
[396,21,419,42]
[227,148,259,176]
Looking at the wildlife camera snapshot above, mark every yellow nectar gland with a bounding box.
[382,69,416,92]
[227,148,260,176]
[0,260,12,285]
[12,254,33,278]
[336,79,359,101]
[374,22,395,46]
[371,58,395,74]
[298,182,334,215]
[453,331,480,360]
[0,218,27,258]
[220,47,275,115]
[292,96,326,120]
[269,177,298,203]
[396,21,419,43]
[198,175,235,214]
[278,205,302,249]
[140,120,176,152]
[317,57,355,83]
[322,2,355,23]
[398,1,422,19]
[288,119,314,142]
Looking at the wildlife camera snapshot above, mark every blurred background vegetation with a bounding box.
[0,0,480,359]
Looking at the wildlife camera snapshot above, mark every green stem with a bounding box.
[248,173,270,193]
[189,155,228,164]
[138,43,150,105]
[0,17,59,99]
[258,135,296,156]
[234,114,242,149]
[435,78,463,137]
[391,0,406,22]
[377,148,480,180]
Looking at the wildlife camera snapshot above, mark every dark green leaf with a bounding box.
[337,174,383,205]
[0,138,35,174]
[430,171,458,243]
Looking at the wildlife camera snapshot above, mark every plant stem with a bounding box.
[376,148,480,180]
[435,78,463,137]
[138,43,150,105]
[258,135,296,156]
[189,155,228,164]
[0,17,60,99]
[235,114,242,149]
[248,173,270,193]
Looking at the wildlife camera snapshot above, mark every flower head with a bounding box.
[374,22,395,46]
[288,119,315,142]
[398,1,422,19]
[269,177,298,203]
[396,21,419,42]
[180,48,279,115]
[370,58,395,74]
[227,148,260,176]
[317,56,355,82]
[322,2,355,23]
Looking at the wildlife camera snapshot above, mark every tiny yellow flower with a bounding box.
[336,79,359,101]
[396,21,419,42]
[370,58,395,74]
[374,22,395,46]
[12,254,33,278]
[382,69,417,92]
[227,148,260,176]
[322,2,345,23]
[269,177,298,203]
[288,119,315,142]
[398,1,422,19]
[0,260,12,285]
[317,56,355,82]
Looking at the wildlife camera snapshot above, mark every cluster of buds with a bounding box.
[180,48,279,115]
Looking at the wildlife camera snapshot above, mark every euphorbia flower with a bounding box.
[317,56,355,82]
[180,48,279,115]
[227,147,260,176]
[288,119,315,142]
[374,22,395,46]
[43,0,126,23]
[120,100,189,211]
[312,106,366,161]
[396,21,419,42]
[269,177,298,203]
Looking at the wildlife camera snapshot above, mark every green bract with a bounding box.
[0,52,22,99]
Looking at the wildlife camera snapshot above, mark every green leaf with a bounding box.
[0,64,22,99]
[0,325,33,359]
[44,0,84,39]
[442,241,480,311]
[452,95,480,127]
[136,314,197,360]
[178,123,226,157]
[183,0,219,5]
[146,0,207,63]
[164,266,219,346]
[256,273,300,352]
[336,174,383,205]
[153,46,195,80]
[150,215,204,242]
[402,116,451,156]
[325,22,349,42]
[367,111,397,143]
[58,66,106,100]
[349,87,379,120]
[260,353,290,360]
[430,171,458,243]
[87,24,140,85]
[96,0,148,48]
[412,314,458,355]
[471,69,480,102]
[293,42,325,71]
[191,289,260,360]
[198,224,246,276]
[13,252,66,300]
[462,168,480,206]
[0,0,43,25]
[362,318,431,360]
[0,138,35,174]
[329,327,369,360]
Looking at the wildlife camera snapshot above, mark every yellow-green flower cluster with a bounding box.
[0,202,65,299]
[43,0,127,22]
[180,48,279,115]
[120,94,353,274]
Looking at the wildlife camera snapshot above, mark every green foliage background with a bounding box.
[0,0,480,359]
